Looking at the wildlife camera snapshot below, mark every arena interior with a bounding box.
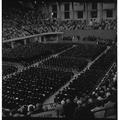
[2,0,117,119]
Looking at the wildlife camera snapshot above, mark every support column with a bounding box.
[87,3,91,23]
[113,3,117,19]
[70,2,73,20]
[24,39,27,45]
[11,42,14,49]
[39,36,42,43]
[61,34,63,42]
[57,2,60,20]
[97,3,103,23]
[56,34,58,42]
[72,2,74,20]
[44,36,46,43]
[60,3,64,20]
[84,2,88,24]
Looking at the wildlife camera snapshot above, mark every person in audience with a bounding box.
[73,102,94,120]
[27,104,35,116]
[33,103,43,113]
[63,99,77,119]
[91,101,105,118]
[104,97,116,118]
[55,101,65,118]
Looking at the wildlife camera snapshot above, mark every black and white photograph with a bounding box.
[2,0,117,119]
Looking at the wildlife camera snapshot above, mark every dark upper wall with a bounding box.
[48,0,117,2]
[3,0,117,11]
[3,0,117,6]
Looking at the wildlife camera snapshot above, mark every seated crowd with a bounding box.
[54,50,116,119]
[2,43,116,117]
[54,64,117,119]
[2,45,116,117]
[3,43,73,67]
[54,47,115,103]
[61,44,106,60]
[3,43,107,76]
[3,6,117,40]
[43,56,88,72]
[2,66,73,115]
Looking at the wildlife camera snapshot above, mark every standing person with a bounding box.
[63,99,76,120]
[104,97,116,118]
[73,103,94,120]
[55,101,65,118]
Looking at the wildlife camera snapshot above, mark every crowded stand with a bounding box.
[3,6,117,41]
[54,50,116,119]
[61,44,106,60]
[54,47,115,103]
[2,0,117,118]
[2,67,73,109]
[2,45,116,117]
[42,56,88,72]
[3,43,73,67]
[3,43,107,69]
[42,44,106,72]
